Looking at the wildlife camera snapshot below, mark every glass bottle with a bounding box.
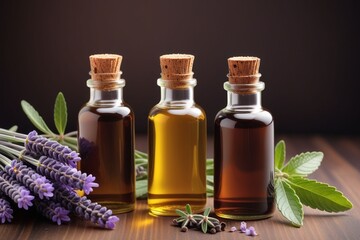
[78,54,135,214]
[214,56,274,220]
[148,54,207,216]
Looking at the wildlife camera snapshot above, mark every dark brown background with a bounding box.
[0,0,359,135]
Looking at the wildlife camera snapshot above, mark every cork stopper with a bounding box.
[89,54,122,81]
[160,54,194,81]
[228,56,260,84]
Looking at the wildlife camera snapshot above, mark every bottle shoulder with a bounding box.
[79,103,134,118]
[215,108,273,127]
[149,104,206,120]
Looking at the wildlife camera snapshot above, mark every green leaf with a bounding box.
[135,150,148,158]
[21,100,54,135]
[63,136,78,146]
[203,207,211,217]
[185,204,192,214]
[282,152,323,176]
[54,92,68,135]
[206,175,214,196]
[175,209,187,218]
[288,177,353,212]
[135,158,148,165]
[275,178,303,227]
[206,187,214,196]
[275,140,286,169]
[8,125,18,132]
[136,179,148,199]
[206,175,214,186]
[206,159,214,175]
[201,221,208,233]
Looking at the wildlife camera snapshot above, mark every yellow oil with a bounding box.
[148,106,207,216]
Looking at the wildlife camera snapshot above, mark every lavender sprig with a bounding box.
[0,171,34,210]
[240,221,247,233]
[34,198,70,225]
[0,144,97,195]
[26,131,80,167]
[37,156,98,195]
[0,193,13,223]
[245,226,258,236]
[53,184,119,229]
[77,197,120,229]
[5,160,54,199]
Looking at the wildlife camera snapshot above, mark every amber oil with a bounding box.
[78,54,135,214]
[214,57,275,220]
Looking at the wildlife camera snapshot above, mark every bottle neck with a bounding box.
[227,91,262,110]
[157,78,196,107]
[87,79,125,106]
[224,81,265,111]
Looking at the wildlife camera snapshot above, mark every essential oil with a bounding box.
[78,54,135,214]
[214,56,274,220]
[148,54,207,216]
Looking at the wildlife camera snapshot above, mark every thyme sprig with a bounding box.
[173,204,200,231]
[173,204,226,234]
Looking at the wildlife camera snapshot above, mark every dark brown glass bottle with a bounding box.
[214,57,274,220]
[78,54,135,214]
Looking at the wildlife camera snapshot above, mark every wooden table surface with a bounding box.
[1,135,360,240]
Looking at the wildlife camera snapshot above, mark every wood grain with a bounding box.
[1,136,360,240]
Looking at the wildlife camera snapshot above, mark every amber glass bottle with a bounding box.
[148,54,207,216]
[78,54,135,214]
[214,56,274,220]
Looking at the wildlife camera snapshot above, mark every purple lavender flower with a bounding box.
[229,226,237,232]
[37,156,98,195]
[0,197,13,223]
[0,171,34,210]
[17,188,34,209]
[34,199,70,225]
[26,131,80,167]
[53,184,119,229]
[5,160,54,199]
[240,221,247,233]
[33,176,54,199]
[104,216,119,229]
[78,138,95,160]
[245,226,258,236]
[76,197,120,229]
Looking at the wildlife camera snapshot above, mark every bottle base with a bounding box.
[215,210,273,220]
[149,204,206,217]
[98,201,135,214]
[87,193,135,214]
[214,198,274,220]
[148,193,207,216]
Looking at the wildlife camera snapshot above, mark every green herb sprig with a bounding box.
[20,92,352,227]
[173,204,226,234]
[274,140,353,227]
[21,92,77,150]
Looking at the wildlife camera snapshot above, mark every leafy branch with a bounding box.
[274,140,352,227]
